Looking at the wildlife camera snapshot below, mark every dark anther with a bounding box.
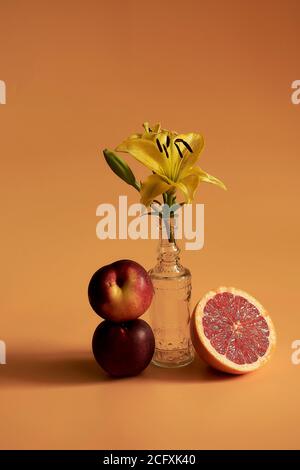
[149,128,152,132]
[166,135,170,147]
[175,139,193,153]
[156,139,163,153]
[175,142,184,158]
[163,144,169,158]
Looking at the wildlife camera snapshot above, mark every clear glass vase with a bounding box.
[149,213,194,368]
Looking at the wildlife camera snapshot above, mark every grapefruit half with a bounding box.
[191,287,276,374]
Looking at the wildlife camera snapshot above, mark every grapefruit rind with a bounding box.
[191,287,276,374]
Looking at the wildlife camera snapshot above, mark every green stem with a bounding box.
[164,193,175,243]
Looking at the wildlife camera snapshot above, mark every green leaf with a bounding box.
[103,149,140,191]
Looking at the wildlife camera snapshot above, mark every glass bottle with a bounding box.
[149,213,194,368]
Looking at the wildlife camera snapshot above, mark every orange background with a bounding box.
[0,0,300,450]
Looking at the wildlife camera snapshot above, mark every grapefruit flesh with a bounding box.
[191,287,276,374]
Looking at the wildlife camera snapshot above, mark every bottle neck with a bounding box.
[157,215,181,269]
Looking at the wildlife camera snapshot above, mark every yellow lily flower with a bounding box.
[116,122,226,206]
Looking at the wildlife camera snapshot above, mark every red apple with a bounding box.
[88,259,154,322]
[92,319,155,377]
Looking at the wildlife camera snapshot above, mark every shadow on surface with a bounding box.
[0,350,111,387]
[0,349,241,387]
[143,356,241,383]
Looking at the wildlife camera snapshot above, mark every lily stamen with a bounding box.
[175,139,193,153]
[175,142,184,159]
[163,144,169,158]
[156,139,163,153]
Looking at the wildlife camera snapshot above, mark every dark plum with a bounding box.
[92,319,155,377]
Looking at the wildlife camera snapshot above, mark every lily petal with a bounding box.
[175,132,204,172]
[142,122,162,135]
[174,174,201,203]
[191,166,227,190]
[149,122,161,133]
[116,138,168,176]
[140,174,171,206]
[143,122,151,133]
